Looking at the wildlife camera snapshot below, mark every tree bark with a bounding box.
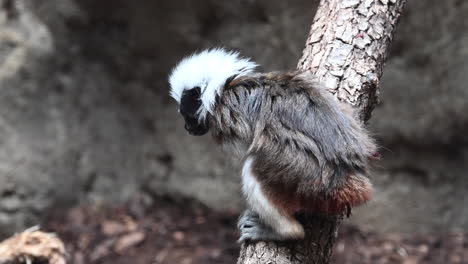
[236,0,406,263]
[298,0,407,122]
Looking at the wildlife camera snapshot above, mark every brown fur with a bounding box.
[260,173,372,216]
[210,71,377,217]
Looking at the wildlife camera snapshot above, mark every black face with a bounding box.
[180,87,210,136]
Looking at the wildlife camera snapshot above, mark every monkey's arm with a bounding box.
[248,78,375,196]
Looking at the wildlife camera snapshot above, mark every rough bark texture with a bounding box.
[238,215,341,264]
[298,0,406,121]
[237,0,407,263]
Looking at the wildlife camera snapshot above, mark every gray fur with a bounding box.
[175,69,377,241]
[211,71,376,197]
[238,210,284,242]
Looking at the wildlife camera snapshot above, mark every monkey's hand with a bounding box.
[237,210,289,242]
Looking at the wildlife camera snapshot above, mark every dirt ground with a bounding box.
[42,196,467,264]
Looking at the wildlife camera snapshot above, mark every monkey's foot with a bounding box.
[237,210,283,242]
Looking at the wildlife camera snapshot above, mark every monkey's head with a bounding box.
[169,48,257,136]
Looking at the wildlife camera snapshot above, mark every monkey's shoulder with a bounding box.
[224,71,326,97]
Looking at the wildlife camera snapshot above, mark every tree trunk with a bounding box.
[236,0,407,263]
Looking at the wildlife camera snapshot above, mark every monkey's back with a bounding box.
[212,71,376,215]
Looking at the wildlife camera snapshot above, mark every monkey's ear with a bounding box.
[180,87,202,117]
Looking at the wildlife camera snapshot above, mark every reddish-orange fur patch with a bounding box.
[262,174,372,218]
[304,174,373,215]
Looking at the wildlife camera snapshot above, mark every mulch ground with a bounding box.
[43,195,468,264]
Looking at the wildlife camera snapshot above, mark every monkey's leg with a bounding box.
[238,157,305,242]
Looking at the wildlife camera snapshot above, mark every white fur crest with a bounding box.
[169,48,257,120]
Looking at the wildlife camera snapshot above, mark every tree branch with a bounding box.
[298,0,407,120]
[237,0,406,263]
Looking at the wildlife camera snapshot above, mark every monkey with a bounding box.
[168,48,377,242]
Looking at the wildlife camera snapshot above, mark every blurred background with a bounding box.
[0,0,467,263]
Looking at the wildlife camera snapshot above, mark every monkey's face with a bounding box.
[179,87,210,136]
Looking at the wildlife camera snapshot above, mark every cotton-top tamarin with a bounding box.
[168,48,377,242]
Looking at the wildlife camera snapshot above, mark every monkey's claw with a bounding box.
[237,210,279,242]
